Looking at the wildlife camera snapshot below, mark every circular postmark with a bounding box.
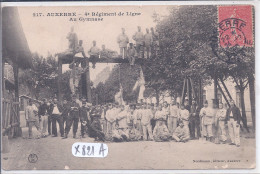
[28,153,38,163]
[219,28,246,49]
[216,18,248,63]
[218,18,247,54]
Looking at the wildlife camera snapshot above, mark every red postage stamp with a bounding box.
[218,5,254,48]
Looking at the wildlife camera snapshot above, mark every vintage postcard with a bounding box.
[1,2,256,172]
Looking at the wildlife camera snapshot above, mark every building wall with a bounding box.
[204,79,252,122]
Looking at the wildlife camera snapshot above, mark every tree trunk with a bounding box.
[248,74,255,132]
[198,78,203,107]
[240,87,249,132]
[213,75,219,108]
[155,88,160,105]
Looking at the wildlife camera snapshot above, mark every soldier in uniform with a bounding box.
[134,103,143,138]
[89,105,105,141]
[106,103,117,135]
[226,100,241,147]
[61,99,70,129]
[153,105,170,142]
[215,103,227,144]
[116,105,129,138]
[132,26,144,58]
[172,120,190,143]
[184,98,191,111]
[199,100,215,142]
[63,95,80,139]
[117,28,129,59]
[127,43,137,66]
[126,104,141,141]
[162,101,170,126]
[25,99,41,139]
[66,26,78,52]
[126,104,136,127]
[49,98,64,137]
[88,40,100,68]
[189,99,201,139]
[79,100,91,138]
[100,104,108,134]
[112,123,127,142]
[150,103,157,131]
[168,99,179,135]
[179,104,190,128]
[128,124,142,141]
[141,104,154,141]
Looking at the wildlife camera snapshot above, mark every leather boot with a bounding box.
[73,133,76,139]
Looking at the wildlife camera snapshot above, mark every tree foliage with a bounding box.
[19,53,71,100]
[94,64,141,104]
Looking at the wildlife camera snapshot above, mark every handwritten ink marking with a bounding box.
[74,145,80,155]
[99,143,106,157]
[72,143,108,158]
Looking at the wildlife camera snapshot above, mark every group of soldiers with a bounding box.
[117,26,159,61]
[59,26,159,67]
[25,95,242,147]
[63,26,159,96]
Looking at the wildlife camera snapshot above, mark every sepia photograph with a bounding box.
[1,2,256,171]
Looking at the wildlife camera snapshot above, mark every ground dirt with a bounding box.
[2,126,256,170]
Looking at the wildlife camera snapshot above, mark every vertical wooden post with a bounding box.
[57,58,62,102]
[86,58,92,103]
[13,63,21,137]
[189,78,196,100]
[2,59,5,98]
[13,63,19,110]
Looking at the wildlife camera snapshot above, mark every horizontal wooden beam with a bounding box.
[59,55,147,65]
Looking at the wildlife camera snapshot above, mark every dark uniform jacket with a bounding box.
[190,105,201,118]
[69,101,80,118]
[62,103,71,118]
[49,103,63,115]
[226,106,241,124]
[80,106,90,122]
[38,104,50,116]
[89,107,102,122]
